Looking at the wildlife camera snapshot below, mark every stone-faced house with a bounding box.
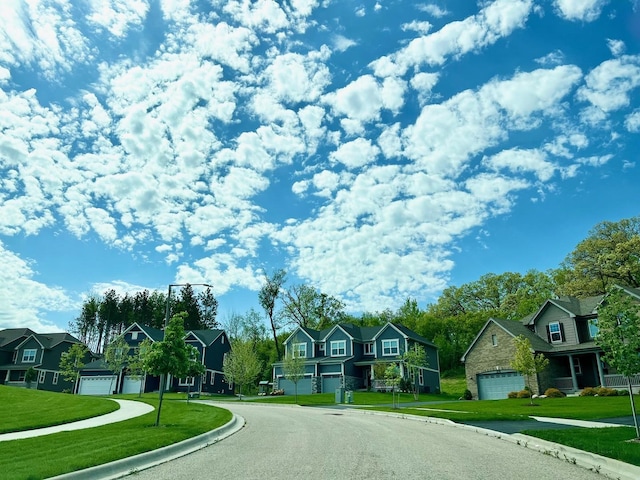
[273,322,440,395]
[462,286,640,400]
[0,328,88,393]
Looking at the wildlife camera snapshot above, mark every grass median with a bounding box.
[0,390,232,480]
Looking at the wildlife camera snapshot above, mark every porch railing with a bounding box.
[604,374,640,389]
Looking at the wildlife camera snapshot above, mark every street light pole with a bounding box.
[155,282,213,427]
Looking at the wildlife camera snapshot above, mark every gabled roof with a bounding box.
[123,322,164,342]
[187,329,225,346]
[523,295,603,326]
[36,332,81,349]
[0,328,35,348]
[461,317,551,362]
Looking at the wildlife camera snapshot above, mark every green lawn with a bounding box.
[247,390,460,406]
[522,427,640,467]
[0,386,118,433]
[369,395,640,421]
[0,390,232,480]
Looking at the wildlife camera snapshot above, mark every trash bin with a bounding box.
[335,387,345,403]
[345,390,353,404]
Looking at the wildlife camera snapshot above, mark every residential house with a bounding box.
[462,285,640,400]
[0,328,88,393]
[78,322,233,396]
[272,322,440,395]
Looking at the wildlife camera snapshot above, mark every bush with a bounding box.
[544,388,565,398]
[596,387,618,397]
[516,389,531,398]
[507,391,518,399]
[462,389,473,400]
[580,387,598,396]
[618,389,630,396]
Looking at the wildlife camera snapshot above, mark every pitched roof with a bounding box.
[0,328,35,348]
[523,295,603,326]
[188,329,224,345]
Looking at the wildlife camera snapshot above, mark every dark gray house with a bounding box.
[78,322,233,396]
[272,322,440,395]
[0,328,87,393]
[462,285,640,400]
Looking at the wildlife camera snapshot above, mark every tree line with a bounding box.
[70,215,640,378]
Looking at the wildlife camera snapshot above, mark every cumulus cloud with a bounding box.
[554,0,608,22]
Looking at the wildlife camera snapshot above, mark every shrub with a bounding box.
[596,387,618,397]
[516,389,531,398]
[618,389,630,396]
[580,387,598,396]
[507,391,518,399]
[544,388,565,398]
[463,389,473,400]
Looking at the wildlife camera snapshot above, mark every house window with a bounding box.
[491,334,498,347]
[588,319,599,339]
[330,340,346,357]
[548,322,563,343]
[318,343,325,353]
[179,377,195,386]
[38,370,46,384]
[418,369,424,386]
[53,372,59,385]
[131,331,139,340]
[22,349,37,363]
[12,350,17,362]
[573,358,582,375]
[293,343,307,358]
[210,372,215,385]
[364,342,374,355]
[382,339,399,356]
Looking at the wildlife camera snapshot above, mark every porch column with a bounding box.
[568,354,578,392]
[595,352,606,387]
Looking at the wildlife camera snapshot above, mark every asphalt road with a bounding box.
[126,402,604,480]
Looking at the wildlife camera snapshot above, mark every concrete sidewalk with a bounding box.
[0,399,153,442]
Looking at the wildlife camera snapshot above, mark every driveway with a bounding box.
[125,402,605,480]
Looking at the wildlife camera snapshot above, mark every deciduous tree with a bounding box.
[259,269,286,360]
[596,286,640,437]
[402,344,428,400]
[283,350,306,403]
[104,336,130,395]
[59,343,89,394]
[510,335,549,405]
[223,340,262,400]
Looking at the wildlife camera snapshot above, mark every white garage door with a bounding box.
[477,371,524,400]
[78,375,116,395]
[122,375,142,394]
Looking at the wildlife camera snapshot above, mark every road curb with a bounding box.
[352,408,640,480]
[50,413,245,480]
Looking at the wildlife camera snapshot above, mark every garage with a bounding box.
[122,375,142,394]
[477,371,524,400]
[321,375,342,394]
[78,375,117,395]
[278,376,313,395]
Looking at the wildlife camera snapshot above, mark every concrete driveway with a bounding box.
[125,402,606,480]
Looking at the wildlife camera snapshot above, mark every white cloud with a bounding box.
[401,21,432,35]
[332,34,357,52]
[483,148,556,182]
[554,0,608,22]
[418,4,450,18]
[577,55,640,112]
[607,39,626,57]
[625,110,640,132]
[86,0,149,37]
[330,138,380,169]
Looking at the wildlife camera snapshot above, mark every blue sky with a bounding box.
[1,0,639,333]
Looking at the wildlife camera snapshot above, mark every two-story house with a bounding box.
[272,322,440,395]
[78,322,233,396]
[462,285,640,400]
[0,328,88,393]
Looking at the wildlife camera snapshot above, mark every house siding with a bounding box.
[535,305,579,345]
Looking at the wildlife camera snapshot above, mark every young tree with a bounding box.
[59,343,89,394]
[127,338,152,397]
[104,336,130,395]
[259,269,286,360]
[402,344,428,400]
[510,335,549,405]
[283,350,306,403]
[384,363,402,409]
[25,367,38,389]
[144,312,200,426]
[223,340,262,400]
[596,286,640,438]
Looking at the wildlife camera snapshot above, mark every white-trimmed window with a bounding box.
[22,349,37,363]
[293,342,307,358]
[364,342,374,355]
[418,369,424,386]
[38,370,46,384]
[330,340,346,357]
[491,334,498,347]
[382,339,399,356]
[179,377,195,386]
[210,372,215,385]
[588,319,599,339]
[318,343,325,354]
[549,322,562,343]
[131,331,139,340]
[53,372,59,385]
[573,358,582,375]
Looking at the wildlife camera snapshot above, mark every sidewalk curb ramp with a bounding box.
[50,414,245,480]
